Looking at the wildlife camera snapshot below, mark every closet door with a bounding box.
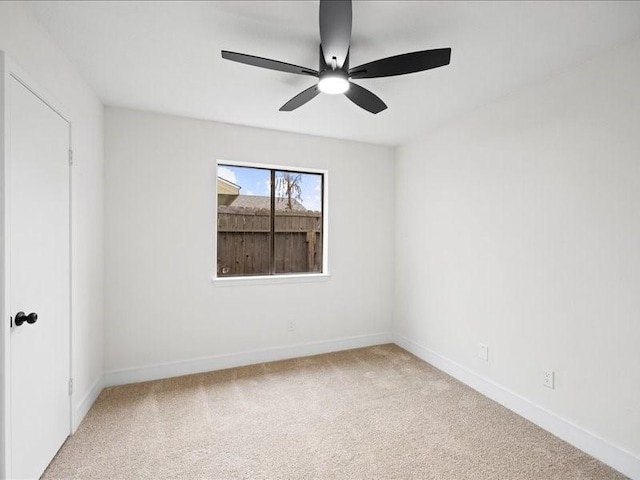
[8,75,71,480]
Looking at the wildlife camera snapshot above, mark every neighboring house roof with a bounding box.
[227,195,307,211]
[217,176,241,196]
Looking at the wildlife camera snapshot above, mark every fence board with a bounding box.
[217,207,322,275]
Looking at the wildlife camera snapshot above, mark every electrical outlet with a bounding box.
[543,371,555,389]
[478,343,488,362]
[287,320,296,332]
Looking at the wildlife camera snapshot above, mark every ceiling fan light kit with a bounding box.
[318,70,349,95]
[221,0,451,114]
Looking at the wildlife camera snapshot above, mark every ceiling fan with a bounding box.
[221,0,451,114]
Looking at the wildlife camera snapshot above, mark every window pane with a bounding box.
[217,165,271,276]
[274,170,323,274]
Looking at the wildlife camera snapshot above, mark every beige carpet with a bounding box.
[43,345,626,479]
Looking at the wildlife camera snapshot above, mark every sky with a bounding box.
[218,165,322,212]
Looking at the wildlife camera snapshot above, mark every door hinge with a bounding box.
[68,149,73,165]
[68,378,74,396]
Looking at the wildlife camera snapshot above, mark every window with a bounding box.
[216,162,325,278]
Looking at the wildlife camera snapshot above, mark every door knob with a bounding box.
[14,312,37,327]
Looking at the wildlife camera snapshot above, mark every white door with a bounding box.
[8,76,71,479]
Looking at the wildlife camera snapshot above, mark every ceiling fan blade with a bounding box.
[344,82,387,114]
[222,51,318,77]
[279,85,321,111]
[349,48,451,79]
[319,0,352,68]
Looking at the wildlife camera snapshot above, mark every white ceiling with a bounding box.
[28,1,640,146]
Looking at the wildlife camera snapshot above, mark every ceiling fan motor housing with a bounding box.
[317,45,350,95]
[319,44,349,73]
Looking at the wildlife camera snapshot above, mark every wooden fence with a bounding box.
[217,207,322,276]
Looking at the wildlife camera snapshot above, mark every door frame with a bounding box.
[0,51,74,480]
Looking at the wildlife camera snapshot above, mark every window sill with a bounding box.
[211,272,331,287]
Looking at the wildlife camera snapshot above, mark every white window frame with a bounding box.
[212,159,330,286]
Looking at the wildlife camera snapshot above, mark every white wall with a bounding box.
[395,36,640,469]
[0,1,104,442]
[104,107,394,375]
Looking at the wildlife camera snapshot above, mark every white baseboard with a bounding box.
[394,334,640,480]
[103,332,393,388]
[72,376,103,432]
